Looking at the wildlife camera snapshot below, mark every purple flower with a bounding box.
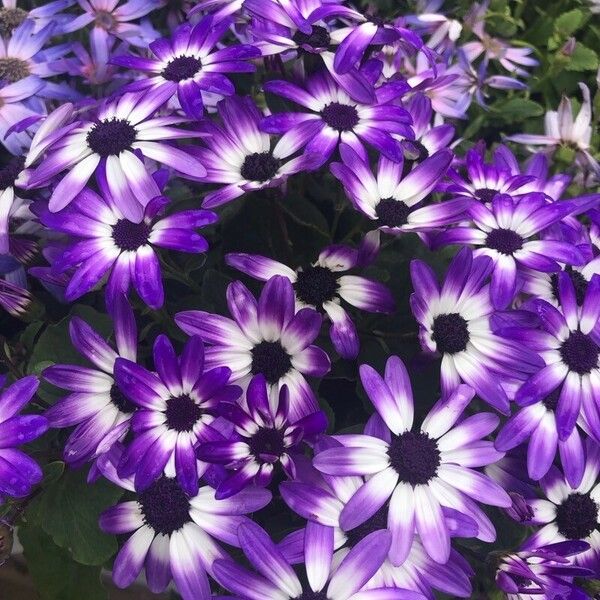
[280,447,475,597]
[226,232,394,359]
[506,84,600,178]
[495,541,594,599]
[410,247,542,412]
[25,91,207,220]
[98,446,271,600]
[314,355,509,565]
[434,193,586,309]
[34,188,216,310]
[519,437,600,572]
[42,294,138,466]
[192,95,318,209]
[261,70,412,167]
[112,16,261,119]
[331,144,461,234]
[197,374,327,499]
[496,272,600,454]
[114,335,241,495]
[245,0,376,104]
[213,519,409,600]
[175,275,330,421]
[0,0,77,35]
[0,277,30,315]
[0,375,47,501]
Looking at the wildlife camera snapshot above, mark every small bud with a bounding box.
[561,37,576,56]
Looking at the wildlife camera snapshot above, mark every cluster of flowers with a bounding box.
[0,0,599,598]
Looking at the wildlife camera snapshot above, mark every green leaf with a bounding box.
[20,525,107,600]
[554,9,585,37]
[493,98,544,121]
[565,43,598,71]
[25,468,123,566]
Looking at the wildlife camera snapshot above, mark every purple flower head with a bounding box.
[519,437,600,573]
[0,375,46,501]
[42,294,138,466]
[197,374,327,499]
[192,95,318,209]
[98,445,271,600]
[176,275,330,421]
[64,0,161,48]
[497,272,600,456]
[495,541,594,600]
[114,334,242,495]
[25,91,207,220]
[34,186,217,310]
[434,193,587,309]
[213,519,411,600]
[261,70,412,168]
[0,0,77,36]
[112,15,261,120]
[331,144,461,234]
[280,449,475,597]
[226,232,394,359]
[245,0,377,104]
[410,247,543,412]
[314,355,509,565]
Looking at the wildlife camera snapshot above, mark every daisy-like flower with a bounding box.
[497,272,600,448]
[42,294,138,466]
[519,438,600,572]
[213,520,414,600]
[410,247,542,412]
[314,355,510,565]
[192,95,319,209]
[226,232,394,359]
[175,275,330,421]
[33,185,217,310]
[506,83,600,177]
[0,0,75,35]
[98,446,272,600]
[495,541,594,600]
[245,0,376,104]
[112,15,261,119]
[331,144,462,234]
[114,334,242,495]
[433,193,586,309]
[261,69,412,168]
[0,375,47,501]
[63,0,161,50]
[197,374,327,499]
[25,90,207,220]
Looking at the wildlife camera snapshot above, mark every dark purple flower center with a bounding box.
[138,477,191,535]
[551,267,588,306]
[388,431,440,484]
[112,219,151,251]
[87,118,137,156]
[486,228,523,255]
[432,313,469,354]
[555,492,598,540]
[542,388,560,412]
[376,199,411,228]
[295,591,329,600]
[248,427,286,461]
[292,25,331,50]
[0,8,27,36]
[294,266,338,308]
[560,330,599,375]
[345,505,388,548]
[162,55,202,82]
[240,152,280,182]
[251,341,292,384]
[321,102,359,132]
[165,394,202,432]
[0,57,30,83]
[109,384,136,414]
[474,188,499,203]
[0,154,24,190]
